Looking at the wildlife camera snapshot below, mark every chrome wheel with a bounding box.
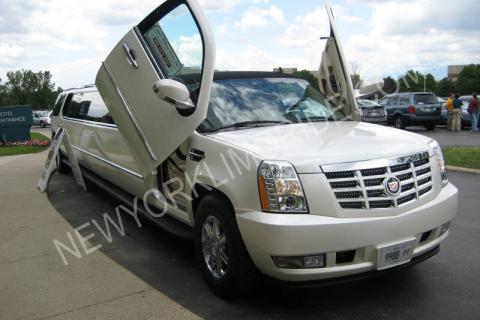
[201,215,228,279]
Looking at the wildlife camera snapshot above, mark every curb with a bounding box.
[447,165,480,175]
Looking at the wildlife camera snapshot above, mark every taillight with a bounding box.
[408,106,416,113]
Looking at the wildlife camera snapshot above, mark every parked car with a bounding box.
[379,92,441,130]
[460,96,472,129]
[32,111,51,127]
[356,99,387,124]
[440,97,472,129]
[439,97,448,125]
[52,0,457,298]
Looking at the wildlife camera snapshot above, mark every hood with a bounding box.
[208,122,433,173]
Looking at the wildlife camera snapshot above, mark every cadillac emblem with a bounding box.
[384,177,401,196]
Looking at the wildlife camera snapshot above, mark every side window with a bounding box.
[84,92,115,124]
[385,95,398,107]
[62,91,114,125]
[399,95,409,106]
[63,93,87,119]
[52,94,66,116]
[141,4,204,89]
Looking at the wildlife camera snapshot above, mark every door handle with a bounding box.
[189,149,205,162]
[122,43,139,69]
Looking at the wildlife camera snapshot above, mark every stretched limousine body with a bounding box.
[51,0,458,298]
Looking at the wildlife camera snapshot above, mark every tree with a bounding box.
[4,69,58,109]
[436,78,455,97]
[382,76,398,95]
[0,78,10,106]
[425,73,437,92]
[398,70,437,93]
[456,64,480,95]
[294,70,319,90]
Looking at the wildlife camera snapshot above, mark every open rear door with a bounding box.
[96,0,215,175]
[319,3,358,119]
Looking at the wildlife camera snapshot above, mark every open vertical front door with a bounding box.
[95,0,215,176]
[319,3,358,118]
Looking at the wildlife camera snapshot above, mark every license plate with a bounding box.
[370,112,381,117]
[376,239,415,270]
[421,107,434,112]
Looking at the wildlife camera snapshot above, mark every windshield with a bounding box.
[198,77,347,133]
[414,94,437,104]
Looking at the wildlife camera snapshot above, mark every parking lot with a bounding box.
[44,160,479,320]
[0,124,477,320]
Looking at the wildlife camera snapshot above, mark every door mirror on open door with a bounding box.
[153,79,194,111]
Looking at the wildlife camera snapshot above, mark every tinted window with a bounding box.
[142,4,203,78]
[399,95,410,105]
[379,95,397,106]
[52,94,66,116]
[63,91,115,125]
[414,94,437,104]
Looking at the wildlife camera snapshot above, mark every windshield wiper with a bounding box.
[210,120,292,132]
[299,115,352,123]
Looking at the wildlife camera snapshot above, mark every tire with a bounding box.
[424,124,436,131]
[56,151,71,174]
[40,121,46,128]
[194,194,259,298]
[394,116,406,130]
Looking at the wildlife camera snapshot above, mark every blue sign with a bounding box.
[0,105,33,142]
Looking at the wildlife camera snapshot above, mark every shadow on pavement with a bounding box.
[47,171,460,320]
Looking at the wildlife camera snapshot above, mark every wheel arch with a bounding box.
[191,183,235,223]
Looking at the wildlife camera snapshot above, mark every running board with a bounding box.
[67,162,194,240]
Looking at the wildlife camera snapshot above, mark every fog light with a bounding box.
[272,254,326,269]
[440,222,450,236]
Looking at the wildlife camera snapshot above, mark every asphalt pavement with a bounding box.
[402,126,480,147]
[1,125,479,320]
[44,167,480,320]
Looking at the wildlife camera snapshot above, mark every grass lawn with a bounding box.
[444,146,480,170]
[0,132,51,157]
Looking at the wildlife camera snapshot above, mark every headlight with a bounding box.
[428,140,448,186]
[257,160,308,213]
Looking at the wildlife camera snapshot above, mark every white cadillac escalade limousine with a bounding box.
[50,0,458,298]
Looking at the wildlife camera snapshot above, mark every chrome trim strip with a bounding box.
[102,61,158,161]
[320,151,430,172]
[63,116,118,129]
[72,145,143,179]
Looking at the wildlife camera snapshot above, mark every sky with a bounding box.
[0,0,479,89]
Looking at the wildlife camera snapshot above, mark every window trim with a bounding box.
[62,116,118,129]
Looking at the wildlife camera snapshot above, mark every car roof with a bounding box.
[177,71,299,84]
[62,72,299,94]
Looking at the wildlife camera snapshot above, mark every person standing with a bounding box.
[446,93,454,131]
[468,93,480,132]
[452,94,463,132]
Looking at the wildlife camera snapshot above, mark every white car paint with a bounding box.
[52,0,457,294]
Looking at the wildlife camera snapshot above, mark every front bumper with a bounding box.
[236,182,457,282]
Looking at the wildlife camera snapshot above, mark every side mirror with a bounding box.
[152,79,194,111]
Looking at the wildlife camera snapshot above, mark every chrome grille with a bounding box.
[323,152,433,210]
